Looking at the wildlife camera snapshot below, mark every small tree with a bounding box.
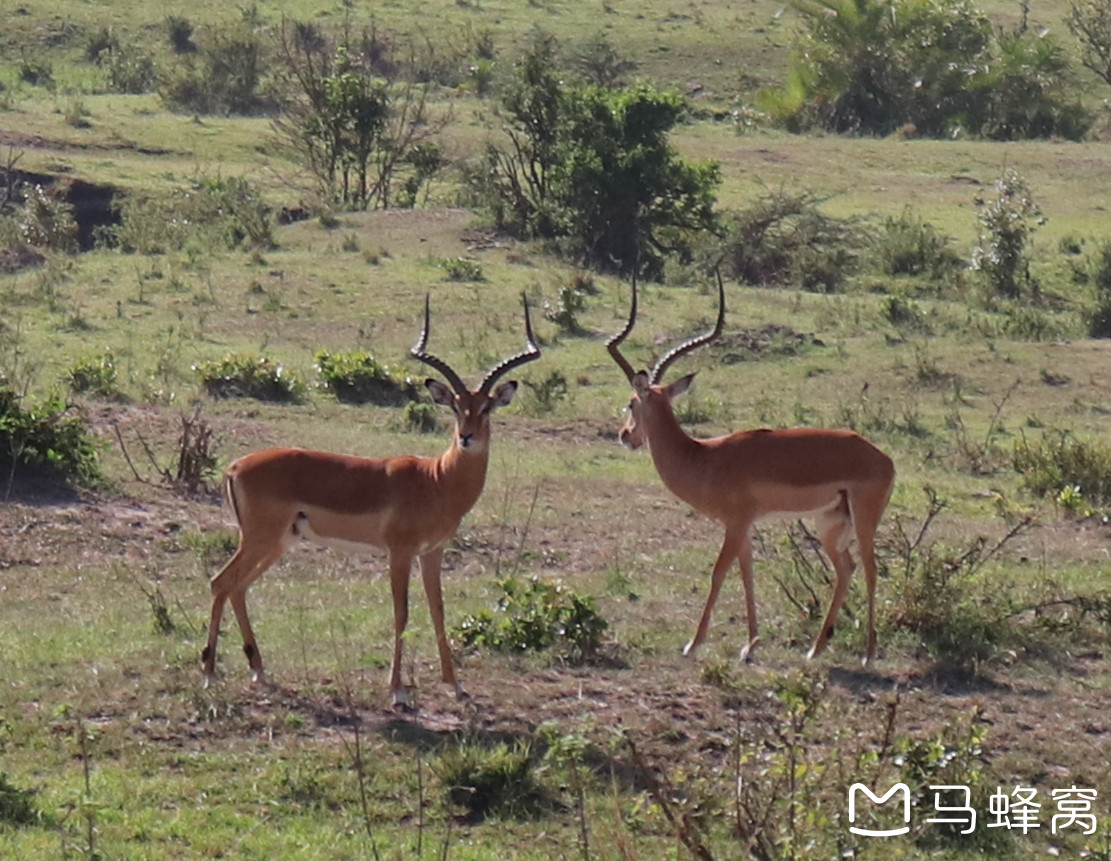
[971,167,1043,299]
[273,21,446,210]
[473,34,719,277]
[1069,0,1111,86]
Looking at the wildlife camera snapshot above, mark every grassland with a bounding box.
[2,0,1111,859]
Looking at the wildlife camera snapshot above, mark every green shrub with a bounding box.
[872,211,963,281]
[402,400,439,433]
[1013,430,1111,507]
[314,350,419,405]
[193,354,306,402]
[519,370,569,416]
[0,380,100,488]
[103,46,158,94]
[19,185,78,253]
[721,188,865,291]
[455,576,607,664]
[159,26,270,116]
[108,176,273,253]
[64,352,123,400]
[439,257,484,282]
[971,167,1042,299]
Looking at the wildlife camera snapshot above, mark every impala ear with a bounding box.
[425,378,456,407]
[666,372,696,400]
[489,381,518,409]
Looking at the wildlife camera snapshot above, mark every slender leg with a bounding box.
[203,542,283,684]
[735,535,760,661]
[419,548,465,699]
[230,588,265,683]
[808,514,857,660]
[684,527,746,657]
[388,552,414,710]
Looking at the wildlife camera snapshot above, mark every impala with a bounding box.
[202,295,540,707]
[607,274,895,663]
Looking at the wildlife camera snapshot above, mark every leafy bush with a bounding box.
[64,352,123,400]
[102,46,158,94]
[519,370,570,416]
[193,354,306,402]
[470,33,719,278]
[1013,430,1111,507]
[439,257,484,282]
[455,576,608,664]
[871,210,964,281]
[19,185,78,253]
[109,176,273,253]
[720,188,865,291]
[0,380,100,488]
[402,400,439,433]
[159,26,271,115]
[970,167,1043,299]
[767,0,1091,140]
[314,350,418,405]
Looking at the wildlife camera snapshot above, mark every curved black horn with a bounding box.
[477,293,541,396]
[411,294,469,395]
[648,268,725,385]
[605,275,640,384]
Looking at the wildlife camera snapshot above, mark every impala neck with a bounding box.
[642,395,704,504]
[435,432,491,515]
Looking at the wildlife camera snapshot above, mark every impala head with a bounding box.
[606,271,725,450]
[412,294,540,452]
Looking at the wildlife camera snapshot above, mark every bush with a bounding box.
[871,210,964,281]
[64,352,123,400]
[402,400,439,433]
[455,576,608,664]
[160,26,270,115]
[0,379,100,489]
[102,45,157,94]
[314,350,419,405]
[767,0,1091,140]
[1013,430,1111,507]
[470,33,719,278]
[721,188,865,291]
[970,167,1043,299]
[108,176,273,253]
[19,185,78,253]
[439,257,484,282]
[193,354,306,402]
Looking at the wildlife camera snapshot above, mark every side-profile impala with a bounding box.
[202,295,540,708]
[606,274,895,663]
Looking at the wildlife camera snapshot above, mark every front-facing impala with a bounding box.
[607,274,895,663]
[202,295,540,708]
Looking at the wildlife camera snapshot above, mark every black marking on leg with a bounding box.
[243,643,257,662]
[201,646,213,664]
[824,624,835,642]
